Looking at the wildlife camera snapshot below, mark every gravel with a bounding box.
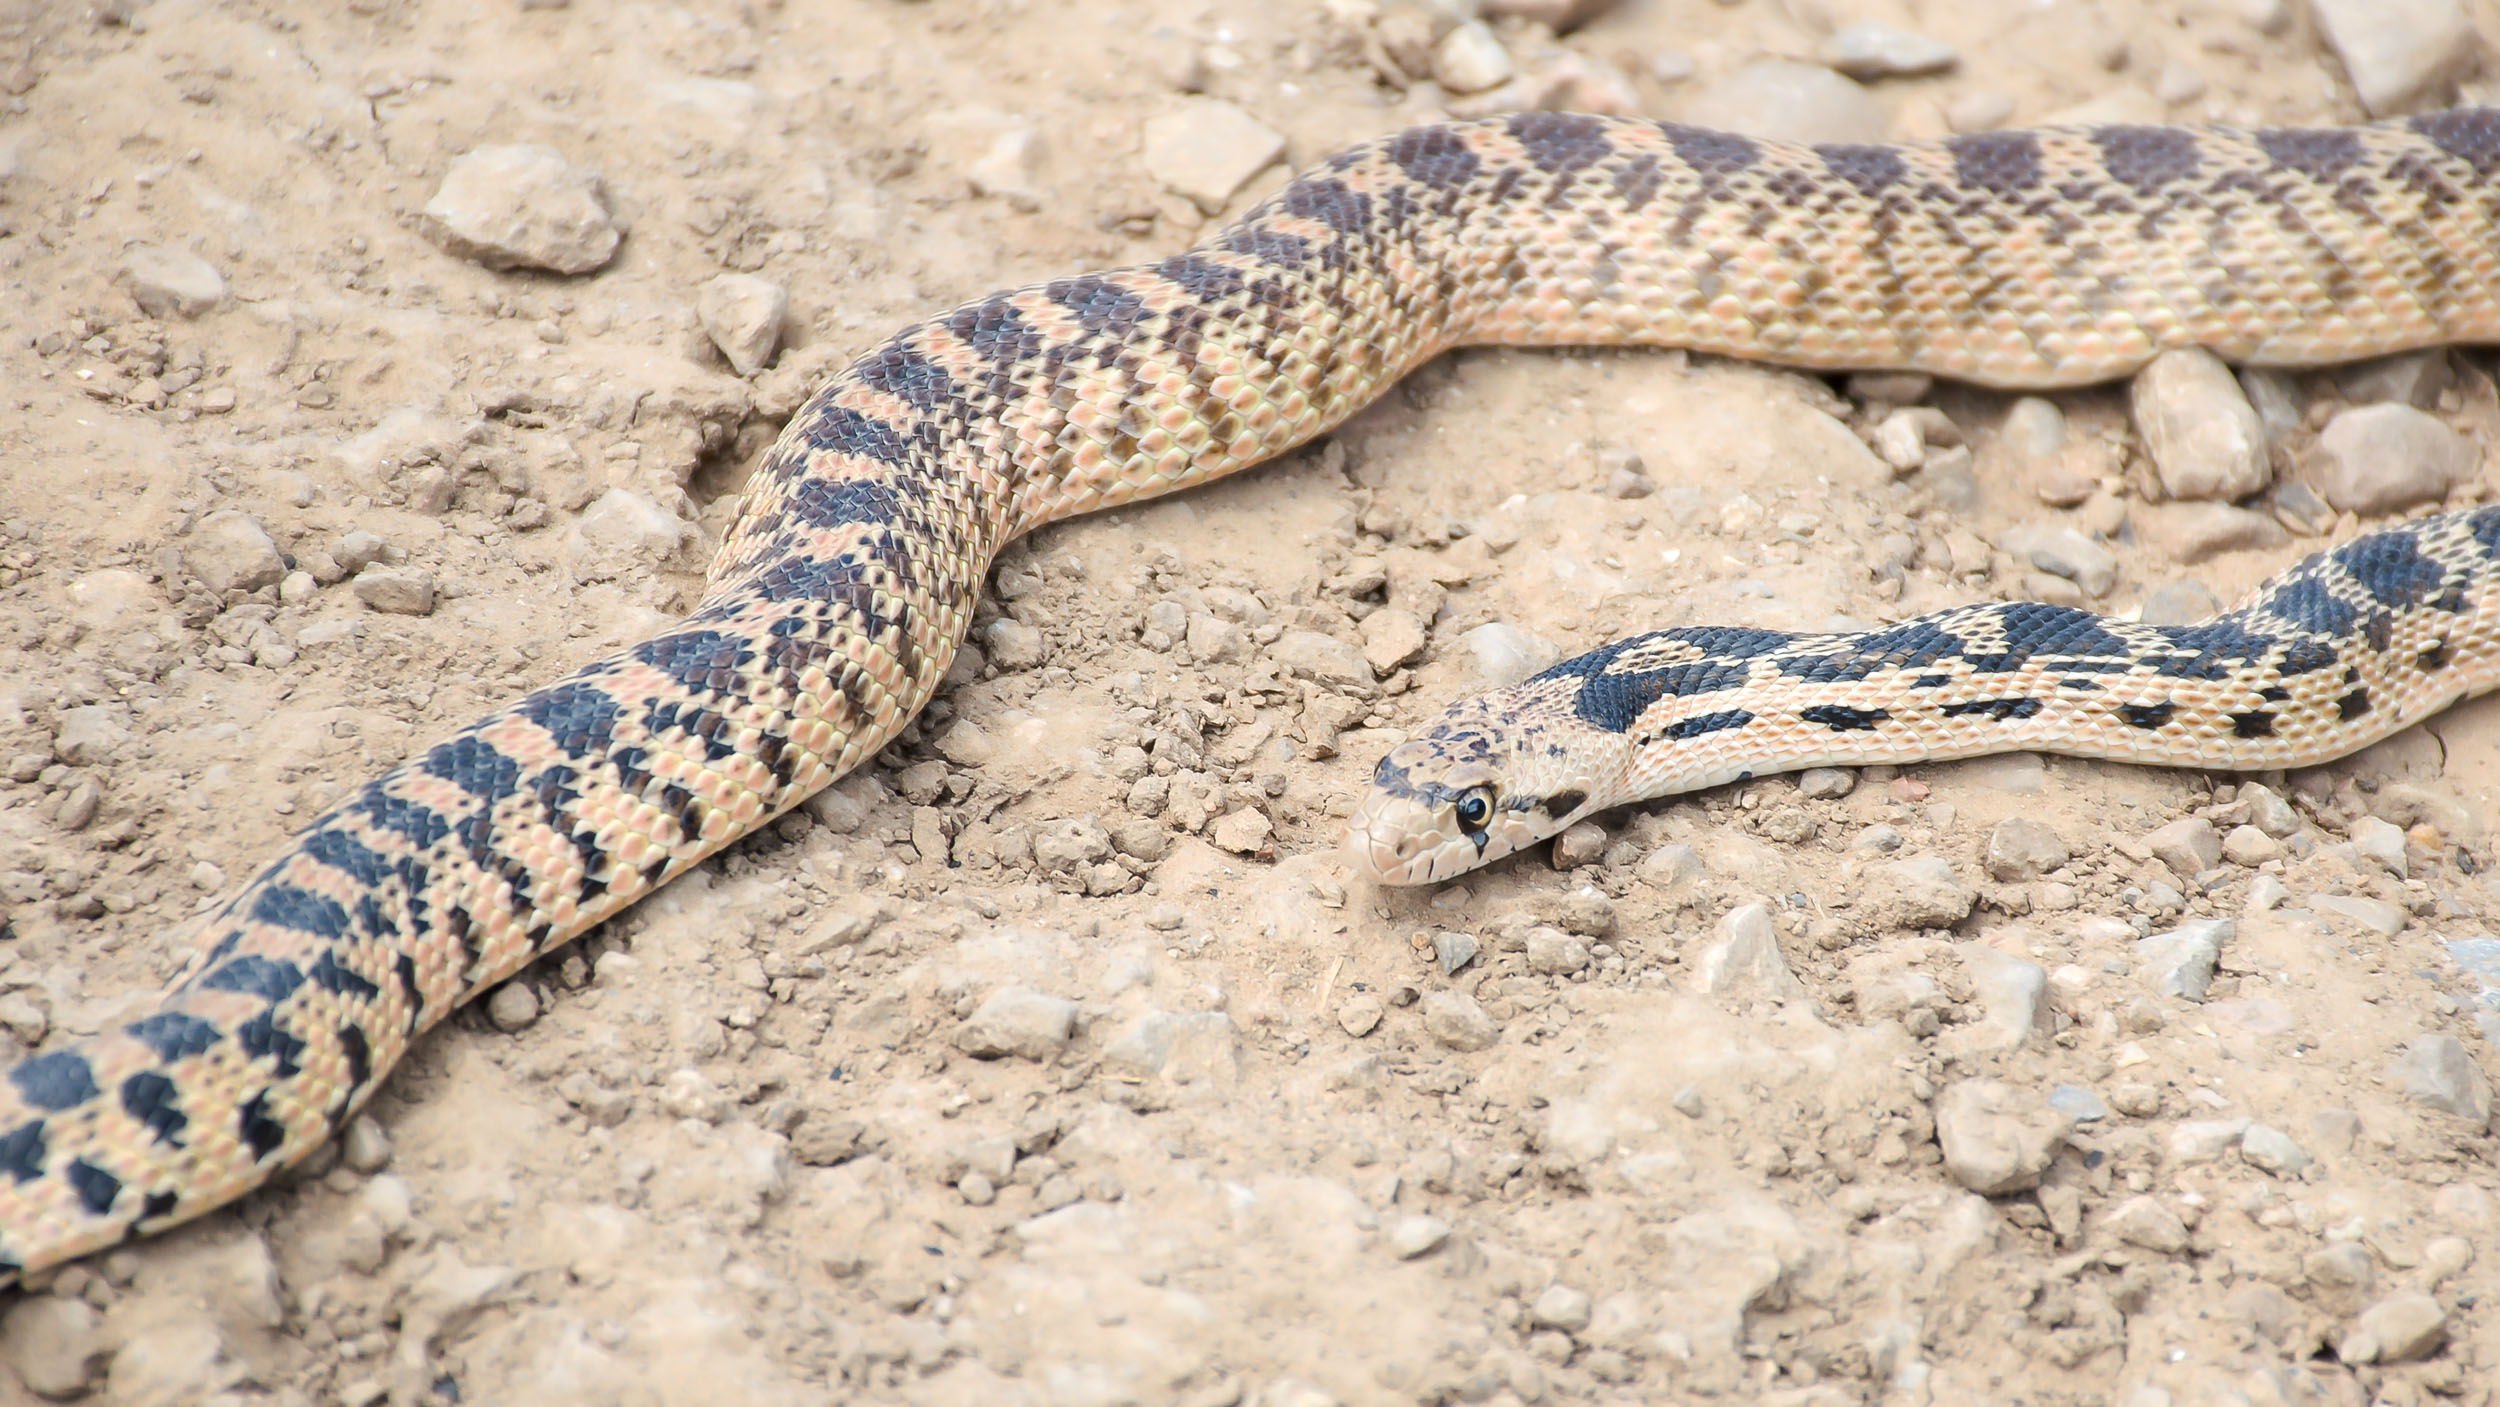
[421,145,621,274]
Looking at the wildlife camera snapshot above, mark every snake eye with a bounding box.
[1453,787,1494,833]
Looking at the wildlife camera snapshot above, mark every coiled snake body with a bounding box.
[7,109,2500,1285]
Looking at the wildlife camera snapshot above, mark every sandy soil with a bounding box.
[0,1,2496,1404]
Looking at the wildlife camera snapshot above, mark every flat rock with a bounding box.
[352,564,437,616]
[2136,919,2231,1002]
[697,273,788,376]
[123,243,226,318]
[955,988,1078,1061]
[2142,502,2287,563]
[1456,622,1558,688]
[53,704,131,767]
[1933,1077,2068,1194]
[1140,97,1285,213]
[2312,0,2474,114]
[1820,23,1957,79]
[2131,349,2268,503]
[2240,1123,2309,1176]
[2389,1033,2492,1128]
[1680,60,1888,146]
[1271,630,1373,690]
[2343,1292,2449,1364]
[421,145,621,274]
[1103,1010,1239,1086]
[1524,926,1590,976]
[2312,404,2475,514]
[1998,522,2116,597]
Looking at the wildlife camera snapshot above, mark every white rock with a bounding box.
[569,487,692,569]
[1986,817,2068,881]
[1422,989,1499,1052]
[0,1295,105,1397]
[2144,817,2221,877]
[2312,0,2474,115]
[2343,1292,2449,1364]
[2102,1195,2190,1254]
[1933,1078,2068,1194]
[52,704,131,767]
[2313,404,2476,514]
[1432,20,1514,95]
[2349,815,2410,875]
[1525,926,1591,976]
[1820,24,1958,79]
[1103,1010,1240,1086]
[1696,904,1807,1002]
[2239,1123,2308,1177]
[1271,630,1374,689]
[1531,1283,1593,1333]
[1862,856,1976,930]
[1389,1214,1452,1259]
[1680,60,1889,146]
[2389,1033,2492,1129]
[696,274,788,376]
[185,510,286,594]
[1140,98,1286,213]
[2131,349,2268,503]
[966,125,1047,211]
[955,988,1078,1061]
[421,145,621,274]
[1957,943,2047,1049]
[2136,918,2231,1002]
[123,243,227,318]
[2171,1117,2252,1162]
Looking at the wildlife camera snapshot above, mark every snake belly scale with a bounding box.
[6,108,2500,1285]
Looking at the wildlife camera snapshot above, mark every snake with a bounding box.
[6,107,2500,1289]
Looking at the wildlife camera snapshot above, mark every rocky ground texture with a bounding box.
[0,0,2497,1404]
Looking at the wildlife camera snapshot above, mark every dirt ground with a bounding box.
[1,0,2497,1404]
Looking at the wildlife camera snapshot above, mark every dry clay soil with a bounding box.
[1,1,2498,1405]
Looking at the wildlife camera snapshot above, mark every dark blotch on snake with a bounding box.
[1543,788,1588,818]
[2256,126,2364,182]
[247,885,352,943]
[2093,126,2202,193]
[0,1122,44,1185]
[235,1011,307,1081]
[10,1054,100,1112]
[2338,689,2373,721]
[2232,711,2278,738]
[1941,698,2043,721]
[124,1013,222,1063]
[1046,274,1151,334]
[309,950,381,1003]
[1658,122,1761,179]
[199,954,306,1004]
[1156,254,1250,302]
[301,827,391,891]
[1387,125,1480,192]
[239,1092,287,1163]
[2414,108,2500,175]
[1815,144,1906,197]
[2121,702,2177,730]
[2334,530,2446,607]
[64,1159,119,1217]
[1799,704,1888,731]
[854,340,957,411]
[1946,130,2045,195]
[1509,111,1610,180]
[121,1072,187,1147]
[1662,709,1755,740]
[803,407,911,467]
[2264,576,2356,636]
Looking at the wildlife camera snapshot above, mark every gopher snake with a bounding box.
[6,109,2500,1286]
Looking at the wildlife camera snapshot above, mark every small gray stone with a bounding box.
[1934,1077,2069,1194]
[1270,630,1373,690]
[2000,522,2116,597]
[185,510,286,594]
[2339,350,2454,409]
[1820,23,1957,79]
[1958,943,2047,1049]
[2238,366,2305,445]
[1796,767,1855,799]
[53,705,131,767]
[984,618,1046,671]
[2047,1085,2107,1122]
[2145,503,2289,563]
[1862,855,1976,930]
[341,1114,393,1174]
[2131,349,2268,503]
[1336,994,1382,1038]
[2239,782,2300,837]
[2389,1033,2492,1128]
[2136,919,2231,1002]
[352,564,437,616]
[2222,825,2279,866]
[2109,1081,2162,1117]
[2313,404,2475,514]
[2239,1123,2308,1176]
[123,243,227,318]
[1358,607,1428,674]
[1697,904,1806,1002]
[421,145,620,274]
[2103,1195,2189,1254]
[2349,815,2409,875]
[2001,396,2066,460]
[2343,1292,2448,1365]
[485,982,540,1031]
[1525,926,1590,976]
[1431,20,1514,94]
[1986,817,2069,882]
[2310,893,2408,937]
[2140,579,2222,626]
[1457,622,1559,688]
[1422,990,1499,1052]
[2173,1118,2252,1162]
[2312,0,2474,115]
[1389,1215,1452,1259]
[1640,843,1705,886]
[1432,930,1479,977]
[2145,817,2221,877]
[0,1294,105,1397]
[696,273,787,376]
[1530,1283,1593,1333]
[1680,60,1888,146]
[955,988,1078,1061]
[1140,97,1286,213]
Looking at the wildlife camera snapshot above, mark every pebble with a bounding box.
[2237,0,2292,35]
[1388,1214,1452,1260]
[1550,820,1607,869]
[1432,930,1478,976]
[954,988,1078,1061]
[1457,622,1557,688]
[570,488,693,566]
[123,243,226,318]
[421,145,620,274]
[1696,904,1807,1002]
[0,1294,104,1396]
[1140,97,1286,213]
[2144,817,2221,877]
[53,705,131,767]
[1525,926,1590,976]
[2389,1033,2492,1128]
[1422,990,1499,1052]
[2103,1195,2190,1255]
[1797,767,1854,799]
[2348,815,2408,875]
[2339,350,2454,409]
[2239,1124,2308,1177]
[1359,607,1428,674]
[2312,404,2475,514]
[185,510,287,593]
[341,1114,393,1173]
[2152,61,2207,105]
[2136,919,2230,1002]
[1998,523,2116,597]
[1211,807,1272,856]
[1337,993,1383,1038]
[1530,1283,1593,1333]
[1945,90,2014,132]
[2238,782,2300,837]
[2309,893,2407,937]
[2143,503,2286,563]
[54,778,101,832]
[985,618,1046,671]
[2139,579,2222,626]
[1984,817,2068,882]
[352,564,437,616]
[1861,856,1976,930]
[1680,60,1888,145]
[2173,1118,2252,1162]
[2047,1085,2107,1122]
[2130,349,2268,503]
[2001,396,2066,460]
[1431,20,1513,95]
[485,982,540,1031]
[1819,24,1957,79]
[1933,1078,2068,1194]
[334,528,391,574]
[2343,1293,2449,1364]
[1105,1011,1239,1086]
[2221,825,2278,866]
[2311,0,2474,115]
[696,273,788,376]
[2109,1081,2162,1117]
[1271,630,1373,690]
[1958,943,2046,1048]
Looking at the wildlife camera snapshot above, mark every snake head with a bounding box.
[1347,698,1624,885]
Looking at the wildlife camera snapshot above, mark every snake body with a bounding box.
[7,109,2500,1285]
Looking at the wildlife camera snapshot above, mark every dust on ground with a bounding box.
[0,1,2495,1404]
